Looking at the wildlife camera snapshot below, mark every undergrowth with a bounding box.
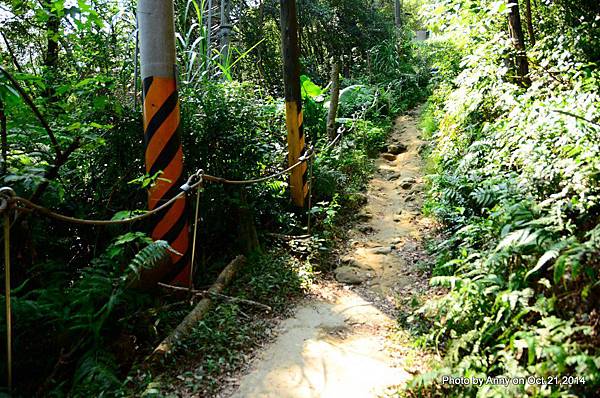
[401,1,600,397]
[127,71,423,396]
[128,251,312,397]
[0,1,430,393]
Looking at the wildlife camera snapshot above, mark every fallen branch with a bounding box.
[149,255,246,360]
[157,281,272,312]
[266,232,311,240]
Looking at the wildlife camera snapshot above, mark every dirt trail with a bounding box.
[229,110,432,398]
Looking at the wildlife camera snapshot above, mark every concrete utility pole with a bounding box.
[137,0,191,286]
[280,0,307,207]
[220,0,232,64]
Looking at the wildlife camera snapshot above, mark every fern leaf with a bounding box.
[126,240,174,279]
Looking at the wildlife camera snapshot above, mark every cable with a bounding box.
[201,150,314,185]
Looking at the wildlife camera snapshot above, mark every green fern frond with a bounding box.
[126,240,174,280]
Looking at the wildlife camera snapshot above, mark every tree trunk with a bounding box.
[343,51,350,78]
[257,0,267,84]
[238,189,260,254]
[326,60,341,141]
[44,8,59,70]
[43,1,60,101]
[507,0,530,85]
[523,0,536,46]
[0,97,7,175]
[206,0,213,73]
[394,0,402,28]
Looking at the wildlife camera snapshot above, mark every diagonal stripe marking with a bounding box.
[148,130,182,177]
[144,91,178,144]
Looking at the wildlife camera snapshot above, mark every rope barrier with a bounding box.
[189,178,202,290]
[0,145,323,225]
[201,149,315,185]
[324,130,344,150]
[0,129,345,387]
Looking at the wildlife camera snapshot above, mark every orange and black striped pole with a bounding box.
[138,0,190,285]
[280,0,308,207]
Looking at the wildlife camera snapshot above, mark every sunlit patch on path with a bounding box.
[231,292,409,398]
[228,109,435,398]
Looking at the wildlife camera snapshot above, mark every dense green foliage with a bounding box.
[6,0,597,396]
[404,1,600,396]
[131,250,314,397]
[0,0,428,395]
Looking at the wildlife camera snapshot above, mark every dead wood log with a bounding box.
[149,255,246,360]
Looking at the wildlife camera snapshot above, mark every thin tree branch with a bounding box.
[0,66,62,157]
[0,31,23,73]
[552,110,600,129]
[157,282,272,311]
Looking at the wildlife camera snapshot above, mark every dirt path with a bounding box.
[229,110,433,398]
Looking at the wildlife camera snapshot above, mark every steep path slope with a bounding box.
[228,109,433,398]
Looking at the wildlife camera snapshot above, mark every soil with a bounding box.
[223,109,437,398]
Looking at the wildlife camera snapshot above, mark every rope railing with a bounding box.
[0,147,319,224]
[200,147,316,186]
[0,134,344,225]
[0,130,344,390]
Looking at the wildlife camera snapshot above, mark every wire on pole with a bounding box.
[1,187,14,391]
[189,177,203,290]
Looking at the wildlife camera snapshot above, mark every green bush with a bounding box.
[179,81,292,251]
[0,233,168,396]
[408,1,600,396]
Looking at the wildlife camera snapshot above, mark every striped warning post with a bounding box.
[142,76,190,285]
[280,0,307,207]
[285,100,308,207]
